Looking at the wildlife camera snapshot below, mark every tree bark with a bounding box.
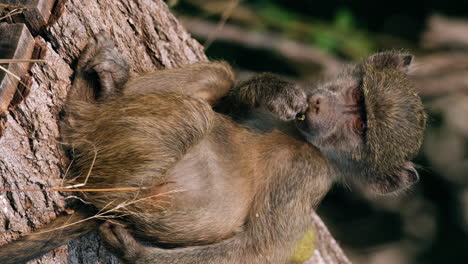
[0,0,350,263]
[0,0,204,263]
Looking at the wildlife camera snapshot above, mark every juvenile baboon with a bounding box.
[0,33,426,264]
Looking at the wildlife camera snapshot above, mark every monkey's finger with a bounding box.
[110,223,142,258]
[94,31,114,49]
[76,38,98,70]
[77,32,114,69]
[286,89,307,117]
[99,222,122,250]
[81,33,118,72]
[293,91,308,114]
[112,224,138,246]
[269,102,299,121]
[100,222,142,259]
[297,100,308,115]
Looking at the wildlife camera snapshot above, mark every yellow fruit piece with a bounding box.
[288,227,315,263]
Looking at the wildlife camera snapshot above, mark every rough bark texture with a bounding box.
[0,0,204,263]
[0,0,350,263]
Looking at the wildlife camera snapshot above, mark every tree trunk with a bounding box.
[0,0,350,263]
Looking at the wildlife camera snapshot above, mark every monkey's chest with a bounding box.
[137,141,252,246]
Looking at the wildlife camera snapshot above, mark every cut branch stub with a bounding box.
[2,0,56,33]
[0,23,34,116]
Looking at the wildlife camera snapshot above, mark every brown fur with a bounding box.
[0,33,425,264]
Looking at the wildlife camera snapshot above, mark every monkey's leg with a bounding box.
[66,92,215,209]
[67,32,216,209]
[99,154,327,264]
[74,32,233,105]
[123,61,235,105]
[228,73,307,121]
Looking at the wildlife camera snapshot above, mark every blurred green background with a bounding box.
[169,1,468,263]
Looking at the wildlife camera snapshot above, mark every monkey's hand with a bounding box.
[99,222,144,262]
[263,83,307,121]
[236,73,307,121]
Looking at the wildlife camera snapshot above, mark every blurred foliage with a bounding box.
[170,0,375,59]
[254,3,375,59]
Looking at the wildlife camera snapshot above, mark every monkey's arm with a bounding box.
[73,33,234,105]
[223,73,307,121]
[100,149,328,264]
[124,62,235,105]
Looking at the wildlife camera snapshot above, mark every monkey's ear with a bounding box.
[370,162,419,195]
[368,52,414,73]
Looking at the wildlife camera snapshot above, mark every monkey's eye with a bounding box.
[353,116,366,134]
[353,88,363,102]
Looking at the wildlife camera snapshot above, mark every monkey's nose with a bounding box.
[309,96,321,114]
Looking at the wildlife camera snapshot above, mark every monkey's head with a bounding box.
[296,51,426,194]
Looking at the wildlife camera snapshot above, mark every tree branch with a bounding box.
[181,17,343,76]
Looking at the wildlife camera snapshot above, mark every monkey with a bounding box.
[0,33,426,264]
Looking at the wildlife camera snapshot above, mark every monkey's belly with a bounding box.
[132,140,251,246]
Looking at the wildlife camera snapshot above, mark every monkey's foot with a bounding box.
[77,32,129,99]
[99,221,143,261]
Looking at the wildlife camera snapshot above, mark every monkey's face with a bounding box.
[295,74,365,157]
[296,51,426,195]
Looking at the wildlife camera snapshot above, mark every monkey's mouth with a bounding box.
[296,104,313,122]
[294,113,309,131]
[294,108,320,137]
[296,113,306,121]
